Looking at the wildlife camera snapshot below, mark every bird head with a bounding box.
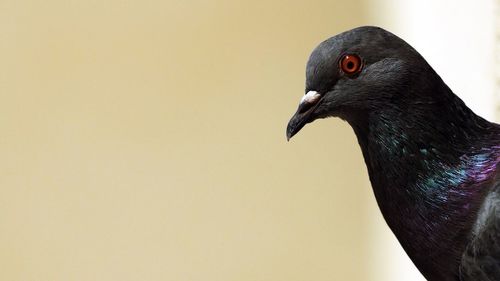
[286,26,434,140]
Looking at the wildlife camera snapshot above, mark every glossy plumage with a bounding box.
[286,26,500,280]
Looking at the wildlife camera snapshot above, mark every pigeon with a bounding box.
[286,26,500,281]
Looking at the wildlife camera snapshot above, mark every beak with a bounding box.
[286,91,322,141]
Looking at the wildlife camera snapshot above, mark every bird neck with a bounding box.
[347,89,499,279]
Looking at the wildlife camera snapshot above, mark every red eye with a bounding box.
[340,54,362,75]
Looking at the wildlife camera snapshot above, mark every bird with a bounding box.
[286,26,500,281]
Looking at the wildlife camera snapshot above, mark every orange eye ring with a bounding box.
[340,54,362,75]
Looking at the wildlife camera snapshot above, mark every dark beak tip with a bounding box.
[287,98,317,142]
[286,118,300,142]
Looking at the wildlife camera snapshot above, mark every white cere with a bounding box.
[300,91,321,104]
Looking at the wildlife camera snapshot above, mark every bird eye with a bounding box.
[340,54,362,76]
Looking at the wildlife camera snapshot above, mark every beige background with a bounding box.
[1,1,397,280]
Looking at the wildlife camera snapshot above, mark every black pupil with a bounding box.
[346,60,355,70]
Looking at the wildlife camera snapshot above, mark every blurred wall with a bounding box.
[0,1,379,280]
